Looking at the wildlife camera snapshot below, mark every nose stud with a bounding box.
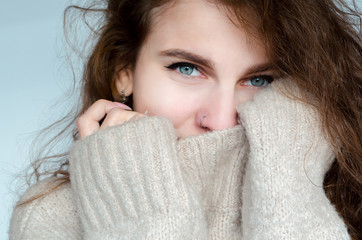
[200,115,207,129]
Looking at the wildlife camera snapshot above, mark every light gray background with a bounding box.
[1,1,360,239]
[1,1,73,239]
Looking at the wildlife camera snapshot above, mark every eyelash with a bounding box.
[166,62,195,69]
[165,62,203,77]
[165,62,274,86]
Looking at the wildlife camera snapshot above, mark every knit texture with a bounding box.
[178,125,247,239]
[10,117,246,239]
[9,178,81,239]
[69,117,208,239]
[238,79,350,240]
[9,80,350,239]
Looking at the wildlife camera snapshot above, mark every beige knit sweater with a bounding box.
[9,81,350,239]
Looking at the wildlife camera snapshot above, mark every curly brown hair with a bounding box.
[21,0,361,239]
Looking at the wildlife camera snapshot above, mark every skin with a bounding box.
[78,0,274,139]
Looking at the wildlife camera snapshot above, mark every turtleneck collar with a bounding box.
[177,125,246,175]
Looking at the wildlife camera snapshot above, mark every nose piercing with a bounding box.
[200,115,207,129]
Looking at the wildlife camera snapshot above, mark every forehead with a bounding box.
[149,0,258,36]
[151,0,237,33]
[143,0,266,64]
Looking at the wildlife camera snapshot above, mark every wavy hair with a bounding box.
[20,0,361,239]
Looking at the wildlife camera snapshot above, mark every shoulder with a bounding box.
[9,177,81,240]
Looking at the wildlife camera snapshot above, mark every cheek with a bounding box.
[237,87,262,104]
[132,77,197,126]
[131,55,200,128]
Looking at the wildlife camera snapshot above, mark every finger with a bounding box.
[77,100,132,138]
[100,108,143,130]
[130,112,145,121]
[83,100,132,122]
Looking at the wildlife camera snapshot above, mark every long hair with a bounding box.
[21,0,361,239]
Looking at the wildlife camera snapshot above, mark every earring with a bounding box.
[121,90,127,103]
[200,115,207,129]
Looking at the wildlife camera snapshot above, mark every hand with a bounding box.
[240,79,333,185]
[70,116,208,239]
[77,99,144,139]
[238,79,349,239]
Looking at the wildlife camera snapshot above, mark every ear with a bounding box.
[112,67,133,101]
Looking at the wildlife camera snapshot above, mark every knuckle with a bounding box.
[94,99,108,107]
[76,114,87,126]
[107,107,124,116]
[96,99,107,104]
[76,116,87,137]
[106,108,134,125]
[76,115,88,131]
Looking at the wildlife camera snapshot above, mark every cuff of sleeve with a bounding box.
[84,210,208,240]
[70,116,197,230]
[72,116,177,148]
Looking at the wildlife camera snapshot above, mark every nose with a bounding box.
[197,89,238,131]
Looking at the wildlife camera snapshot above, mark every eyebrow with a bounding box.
[159,49,214,69]
[244,63,274,76]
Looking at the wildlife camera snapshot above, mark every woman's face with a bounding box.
[121,0,273,138]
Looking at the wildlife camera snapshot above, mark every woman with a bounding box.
[9,0,361,239]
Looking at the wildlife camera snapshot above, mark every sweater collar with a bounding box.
[176,125,246,178]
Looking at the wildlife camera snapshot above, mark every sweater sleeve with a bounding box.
[69,116,208,239]
[9,178,81,240]
[238,79,350,240]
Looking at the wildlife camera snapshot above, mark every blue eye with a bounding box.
[245,75,273,87]
[166,62,202,77]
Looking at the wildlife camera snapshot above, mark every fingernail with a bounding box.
[113,102,132,110]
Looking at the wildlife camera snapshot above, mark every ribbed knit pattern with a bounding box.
[178,126,247,239]
[238,79,350,240]
[10,117,248,239]
[9,79,350,239]
[69,117,208,239]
